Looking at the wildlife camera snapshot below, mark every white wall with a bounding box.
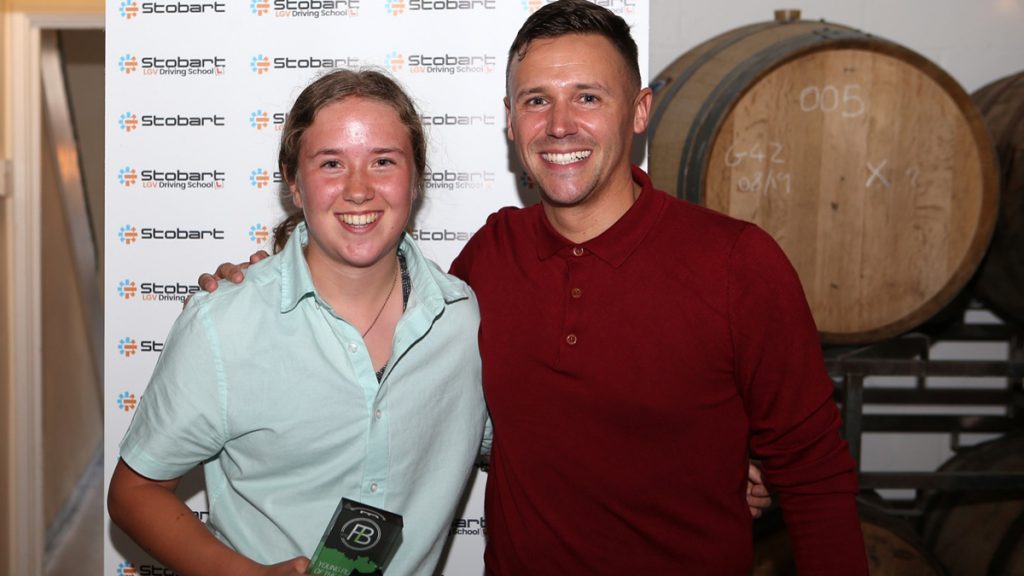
[652,0,1024,93]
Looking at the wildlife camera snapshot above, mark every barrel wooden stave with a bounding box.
[650,19,998,345]
[972,71,1024,326]
[921,434,1024,576]
[752,500,947,575]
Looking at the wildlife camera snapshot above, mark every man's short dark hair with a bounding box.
[506,0,642,96]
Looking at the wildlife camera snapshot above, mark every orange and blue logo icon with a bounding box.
[118,53,138,74]
[116,391,138,412]
[119,1,140,20]
[249,223,270,244]
[119,225,139,246]
[518,170,535,189]
[387,52,405,73]
[116,561,137,576]
[251,55,270,75]
[386,0,406,15]
[119,112,139,133]
[250,168,271,189]
[118,166,138,187]
[250,109,269,130]
[118,337,138,358]
[250,0,271,15]
[522,0,545,12]
[117,279,138,300]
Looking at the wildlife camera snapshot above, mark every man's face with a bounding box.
[505,33,650,210]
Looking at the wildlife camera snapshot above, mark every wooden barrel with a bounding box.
[752,499,947,575]
[649,14,999,345]
[971,71,1024,326]
[921,434,1024,576]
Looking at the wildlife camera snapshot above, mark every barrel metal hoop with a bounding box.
[648,22,777,151]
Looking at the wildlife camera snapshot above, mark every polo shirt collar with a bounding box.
[278,222,469,315]
[280,222,317,313]
[534,165,664,267]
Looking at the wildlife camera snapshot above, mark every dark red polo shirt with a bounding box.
[450,167,867,575]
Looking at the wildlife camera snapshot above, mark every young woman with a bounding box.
[108,69,487,576]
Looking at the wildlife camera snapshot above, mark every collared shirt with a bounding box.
[120,223,487,574]
[450,166,866,575]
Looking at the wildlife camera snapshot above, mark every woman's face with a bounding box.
[289,96,416,277]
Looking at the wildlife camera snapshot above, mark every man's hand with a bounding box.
[747,461,772,518]
[197,250,270,293]
[259,557,309,575]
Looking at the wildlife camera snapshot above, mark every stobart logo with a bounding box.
[518,170,535,189]
[120,111,225,131]
[405,0,495,12]
[119,166,138,187]
[119,225,226,245]
[118,279,138,300]
[422,110,497,128]
[116,391,138,412]
[250,109,288,131]
[119,112,139,133]
[520,0,634,14]
[253,53,360,73]
[450,515,486,536]
[404,51,496,75]
[263,0,361,18]
[118,337,138,358]
[424,169,495,191]
[118,278,199,303]
[119,224,139,245]
[411,227,471,243]
[249,168,274,189]
[119,2,227,19]
[137,168,226,190]
[134,54,226,78]
[118,53,139,74]
[251,54,270,75]
[116,560,138,576]
[250,0,270,14]
[385,0,405,15]
[249,223,270,244]
[386,51,405,73]
[119,1,140,19]
[250,109,269,130]
[118,336,163,357]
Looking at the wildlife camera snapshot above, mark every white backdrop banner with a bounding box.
[103,1,649,575]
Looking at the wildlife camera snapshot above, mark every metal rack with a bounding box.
[825,322,1024,499]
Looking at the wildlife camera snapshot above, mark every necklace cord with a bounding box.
[362,263,399,338]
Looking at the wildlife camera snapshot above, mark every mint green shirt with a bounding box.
[119,223,487,574]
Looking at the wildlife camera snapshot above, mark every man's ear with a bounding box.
[504,96,515,141]
[633,86,653,134]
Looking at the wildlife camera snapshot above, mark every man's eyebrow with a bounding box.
[515,82,610,100]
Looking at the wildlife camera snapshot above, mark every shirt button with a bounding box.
[347,343,358,353]
[369,482,379,493]
[572,246,585,256]
[571,288,582,299]
[566,334,578,345]
[374,409,382,419]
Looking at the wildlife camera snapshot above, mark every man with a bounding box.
[447,2,866,574]
[204,1,866,573]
